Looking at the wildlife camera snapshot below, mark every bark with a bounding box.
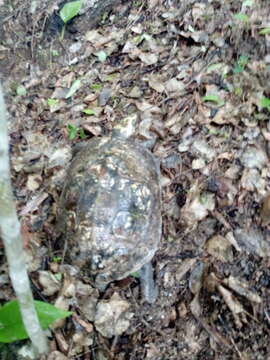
[0,84,48,356]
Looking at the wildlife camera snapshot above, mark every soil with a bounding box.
[1,0,270,359]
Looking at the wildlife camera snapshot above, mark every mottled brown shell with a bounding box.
[59,136,161,289]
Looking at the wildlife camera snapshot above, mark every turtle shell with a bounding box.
[59,136,161,289]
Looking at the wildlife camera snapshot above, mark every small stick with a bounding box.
[0,83,48,355]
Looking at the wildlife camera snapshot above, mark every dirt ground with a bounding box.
[1,0,270,359]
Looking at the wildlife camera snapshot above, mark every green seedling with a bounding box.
[105,73,118,82]
[133,32,152,45]
[54,273,62,281]
[101,11,109,23]
[260,97,270,112]
[95,50,107,63]
[259,27,270,35]
[134,1,143,7]
[90,83,102,91]
[0,300,71,343]
[130,271,140,278]
[47,98,58,107]
[202,94,224,107]
[47,98,59,112]
[16,85,26,96]
[65,79,81,99]
[78,128,86,139]
[59,1,82,39]
[234,87,243,96]
[67,124,86,140]
[233,13,249,22]
[233,55,249,74]
[83,108,96,115]
[51,49,59,57]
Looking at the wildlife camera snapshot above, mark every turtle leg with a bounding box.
[139,262,158,304]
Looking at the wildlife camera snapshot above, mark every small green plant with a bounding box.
[101,11,109,23]
[134,1,143,7]
[67,124,86,140]
[130,271,140,278]
[59,1,82,39]
[52,256,62,263]
[233,55,249,74]
[51,49,59,57]
[233,13,249,23]
[65,79,81,99]
[47,98,58,106]
[95,50,107,63]
[0,300,71,343]
[234,87,243,96]
[83,108,96,115]
[16,85,26,96]
[259,27,270,35]
[202,94,224,107]
[260,97,270,112]
[90,83,102,91]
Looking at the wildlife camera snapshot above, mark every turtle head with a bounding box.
[112,113,137,139]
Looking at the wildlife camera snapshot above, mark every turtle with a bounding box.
[58,114,161,303]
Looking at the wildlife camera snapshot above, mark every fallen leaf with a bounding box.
[205,235,233,262]
[137,51,158,65]
[260,193,270,226]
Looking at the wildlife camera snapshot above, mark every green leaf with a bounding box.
[54,273,62,281]
[51,49,59,57]
[259,27,270,35]
[83,108,96,115]
[234,13,249,22]
[202,94,224,106]
[0,300,71,343]
[36,301,71,329]
[78,128,86,139]
[206,63,223,73]
[233,55,249,74]
[130,271,140,278]
[90,83,102,91]
[95,50,107,62]
[60,1,82,24]
[47,98,58,106]
[105,73,118,82]
[65,79,81,99]
[16,85,26,96]
[260,97,270,111]
[234,87,243,96]
[242,0,253,7]
[67,124,78,140]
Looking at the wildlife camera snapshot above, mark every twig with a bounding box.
[0,83,48,356]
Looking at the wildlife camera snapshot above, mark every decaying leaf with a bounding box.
[94,293,134,338]
[205,235,233,262]
[240,145,268,169]
[260,193,270,226]
[181,187,215,227]
[217,284,246,328]
[223,276,262,304]
[234,227,270,257]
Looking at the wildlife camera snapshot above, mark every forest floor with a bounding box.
[1,0,270,359]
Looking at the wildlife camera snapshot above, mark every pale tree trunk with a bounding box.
[0,84,48,356]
